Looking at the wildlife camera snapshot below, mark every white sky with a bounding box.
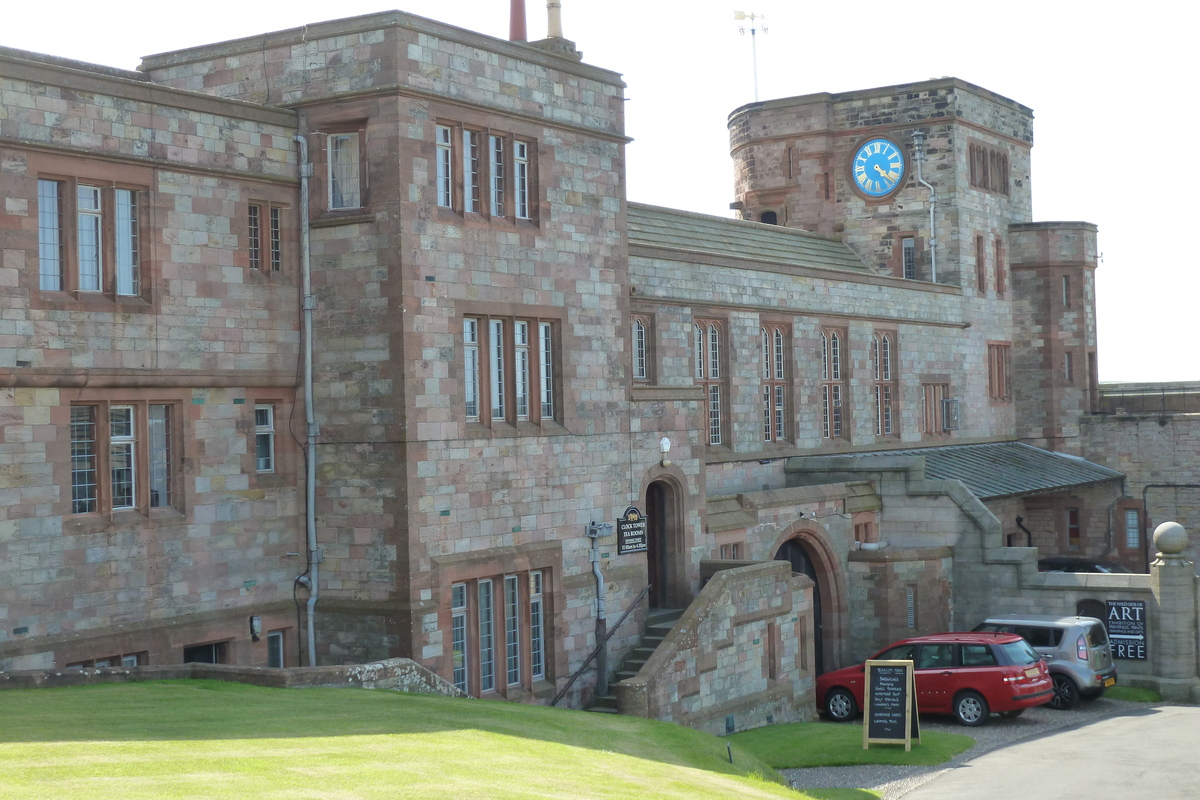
[6,1,1196,383]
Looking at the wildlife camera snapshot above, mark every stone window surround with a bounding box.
[760,320,791,444]
[59,391,186,524]
[888,230,924,281]
[968,139,1010,196]
[460,301,567,436]
[986,341,1013,404]
[432,545,562,701]
[918,376,954,438]
[872,328,898,438]
[305,119,369,217]
[27,151,157,314]
[819,325,847,442]
[693,316,728,448]
[631,311,655,384]
[432,118,538,226]
[243,387,299,491]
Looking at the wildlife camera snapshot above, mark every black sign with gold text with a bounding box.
[617,507,648,554]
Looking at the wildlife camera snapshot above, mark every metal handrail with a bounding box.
[550,584,651,707]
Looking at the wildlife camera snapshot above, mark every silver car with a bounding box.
[972,615,1117,709]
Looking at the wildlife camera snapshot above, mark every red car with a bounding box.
[816,632,1053,726]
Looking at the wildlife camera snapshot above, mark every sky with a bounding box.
[5,1,1196,383]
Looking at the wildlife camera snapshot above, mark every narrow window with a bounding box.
[988,344,1012,400]
[822,385,831,440]
[478,579,495,692]
[109,406,135,509]
[994,237,1006,295]
[902,237,916,280]
[871,336,880,381]
[694,324,705,379]
[774,329,784,380]
[115,189,139,295]
[1064,352,1074,384]
[882,386,893,435]
[248,204,262,271]
[464,319,479,420]
[77,185,103,292]
[514,141,531,219]
[539,322,554,419]
[529,571,544,681]
[822,329,846,440]
[490,135,506,217]
[1125,509,1140,549]
[696,321,723,445]
[633,319,647,380]
[328,133,361,210]
[831,384,842,438]
[708,385,722,445]
[514,321,530,420]
[490,319,505,419]
[829,333,841,380]
[269,207,281,272]
[71,406,98,514]
[761,326,788,442]
[872,334,896,438]
[452,583,468,692]
[906,587,916,628]
[708,325,720,379]
[1062,275,1071,307]
[38,179,63,291]
[881,336,891,380]
[436,125,453,208]
[1067,508,1081,548]
[975,234,987,291]
[504,574,521,686]
[255,405,275,473]
[463,130,481,213]
[267,631,285,668]
[149,404,172,509]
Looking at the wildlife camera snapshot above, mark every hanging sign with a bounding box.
[1106,600,1147,660]
[617,506,648,555]
[863,659,920,751]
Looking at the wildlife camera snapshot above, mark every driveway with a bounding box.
[783,698,1178,799]
[902,704,1200,800]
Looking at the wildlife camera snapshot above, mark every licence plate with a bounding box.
[1025,668,1040,678]
[1104,677,1116,687]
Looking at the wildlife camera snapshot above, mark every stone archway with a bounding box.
[771,523,848,674]
[646,477,687,609]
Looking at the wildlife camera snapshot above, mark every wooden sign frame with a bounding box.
[863,659,920,751]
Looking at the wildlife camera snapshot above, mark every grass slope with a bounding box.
[729,721,974,769]
[0,681,810,800]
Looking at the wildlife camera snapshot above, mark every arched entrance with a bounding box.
[775,538,825,674]
[646,480,682,609]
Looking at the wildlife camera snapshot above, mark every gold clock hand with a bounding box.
[874,164,889,178]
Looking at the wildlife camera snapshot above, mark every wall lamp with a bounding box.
[659,436,672,467]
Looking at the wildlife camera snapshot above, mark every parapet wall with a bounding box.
[614,561,815,735]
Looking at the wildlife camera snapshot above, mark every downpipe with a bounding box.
[912,130,937,283]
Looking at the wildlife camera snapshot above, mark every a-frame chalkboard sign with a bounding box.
[862,659,920,751]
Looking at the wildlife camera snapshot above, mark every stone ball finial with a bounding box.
[1154,521,1187,555]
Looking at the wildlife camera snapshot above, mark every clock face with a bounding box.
[852,138,905,197]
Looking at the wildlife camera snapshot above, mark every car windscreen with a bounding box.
[994,639,1040,666]
[1087,622,1109,646]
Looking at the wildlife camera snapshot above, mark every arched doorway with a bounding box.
[775,538,825,674]
[646,480,681,609]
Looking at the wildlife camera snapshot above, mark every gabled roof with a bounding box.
[842,441,1123,500]
[627,203,872,274]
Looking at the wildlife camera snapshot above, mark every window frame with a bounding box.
[248,201,287,273]
[255,404,276,474]
[267,630,286,668]
[463,313,560,429]
[987,342,1012,402]
[760,323,790,443]
[872,331,897,437]
[820,328,847,441]
[326,131,363,211]
[919,382,953,437]
[68,399,181,517]
[694,319,726,446]
[36,175,147,301]
[631,313,655,383]
[434,122,536,223]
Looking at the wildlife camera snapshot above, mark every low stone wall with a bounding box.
[0,657,464,696]
[614,561,815,735]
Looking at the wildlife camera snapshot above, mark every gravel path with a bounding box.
[781,698,1160,799]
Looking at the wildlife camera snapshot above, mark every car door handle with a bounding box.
[940,671,953,676]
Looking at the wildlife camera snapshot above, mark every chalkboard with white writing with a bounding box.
[863,659,918,751]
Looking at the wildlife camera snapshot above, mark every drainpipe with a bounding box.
[912,130,937,283]
[295,133,320,667]
[587,521,613,697]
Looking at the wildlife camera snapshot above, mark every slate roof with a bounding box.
[844,441,1124,500]
[627,203,871,274]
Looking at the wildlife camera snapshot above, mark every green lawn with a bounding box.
[0,681,814,800]
[1104,686,1162,703]
[729,721,974,769]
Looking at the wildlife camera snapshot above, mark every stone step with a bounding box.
[585,705,619,714]
[590,693,618,710]
[615,669,639,682]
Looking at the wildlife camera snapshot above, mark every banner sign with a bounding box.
[1106,600,1147,660]
[617,507,648,555]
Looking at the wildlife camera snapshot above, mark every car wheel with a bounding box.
[825,688,857,722]
[999,709,1025,718]
[953,691,990,727]
[1049,675,1079,710]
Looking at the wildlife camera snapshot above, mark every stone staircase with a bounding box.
[587,608,684,714]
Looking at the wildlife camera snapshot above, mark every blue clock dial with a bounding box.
[852,138,905,197]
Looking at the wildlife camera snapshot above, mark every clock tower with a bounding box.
[727,77,1034,292]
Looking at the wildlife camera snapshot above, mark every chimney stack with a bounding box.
[510,0,528,42]
[547,1,563,38]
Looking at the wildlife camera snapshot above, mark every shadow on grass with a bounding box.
[805,791,883,800]
[0,680,778,781]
